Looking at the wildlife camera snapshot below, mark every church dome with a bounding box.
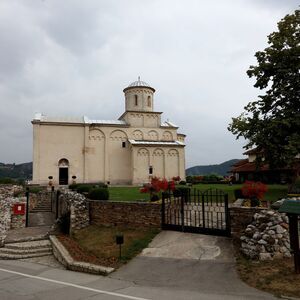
[123,77,155,92]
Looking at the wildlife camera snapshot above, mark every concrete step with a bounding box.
[5,239,52,250]
[0,247,52,255]
[0,252,52,260]
[0,239,53,260]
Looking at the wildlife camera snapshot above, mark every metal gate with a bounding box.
[162,188,231,237]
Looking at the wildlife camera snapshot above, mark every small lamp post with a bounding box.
[279,199,300,274]
[48,176,53,187]
[72,175,77,185]
[116,233,124,259]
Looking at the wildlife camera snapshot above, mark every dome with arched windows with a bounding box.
[123,77,155,92]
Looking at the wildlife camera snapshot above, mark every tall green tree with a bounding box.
[228,10,300,168]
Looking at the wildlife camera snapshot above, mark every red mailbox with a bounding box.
[13,203,25,215]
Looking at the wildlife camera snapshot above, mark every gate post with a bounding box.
[25,187,29,227]
[161,192,166,229]
[181,191,185,232]
[224,193,231,237]
[51,186,54,212]
[201,193,205,228]
[56,190,60,219]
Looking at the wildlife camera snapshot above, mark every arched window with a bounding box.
[147,96,151,107]
[58,158,69,167]
[135,95,138,106]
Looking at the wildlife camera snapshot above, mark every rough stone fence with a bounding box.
[89,200,161,228]
[0,185,26,246]
[229,206,267,240]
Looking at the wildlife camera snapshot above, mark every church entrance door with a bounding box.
[58,158,69,185]
[59,167,68,185]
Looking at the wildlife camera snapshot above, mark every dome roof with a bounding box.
[128,79,150,87]
[123,77,155,92]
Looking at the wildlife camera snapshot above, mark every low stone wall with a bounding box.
[0,195,26,245]
[10,198,26,229]
[0,185,23,197]
[230,206,267,239]
[240,210,290,260]
[89,201,161,228]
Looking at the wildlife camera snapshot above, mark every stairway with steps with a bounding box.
[30,198,52,213]
[0,239,52,259]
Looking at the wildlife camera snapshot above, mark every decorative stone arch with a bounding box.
[137,148,150,157]
[136,148,150,183]
[152,148,164,179]
[133,130,143,140]
[153,148,164,157]
[163,131,173,141]
[147,130,159,141]
[58,158,69,185]
[110,129,128,141]
[167,149,179,157]
[89,128,105,141]
[166,149,180,179]
[58,158,69,167]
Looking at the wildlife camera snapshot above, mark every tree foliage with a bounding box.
[228,10,300,168]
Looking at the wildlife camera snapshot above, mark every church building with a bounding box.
[32,78,186,185]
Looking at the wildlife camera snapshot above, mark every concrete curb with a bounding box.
[49,235,114,276]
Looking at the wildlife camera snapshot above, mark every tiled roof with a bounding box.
[231,161,298,173]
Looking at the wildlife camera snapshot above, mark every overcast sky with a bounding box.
[0,0,298,168]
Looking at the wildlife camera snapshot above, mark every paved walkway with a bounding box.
[0,231,278,299]
[4,226,51,244]
[28,212,54,227]
[110,231,277,299]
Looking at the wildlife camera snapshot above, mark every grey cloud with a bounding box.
[0,1,297,166]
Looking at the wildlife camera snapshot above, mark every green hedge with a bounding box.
[70,182,108,193]
[88,188,109,200]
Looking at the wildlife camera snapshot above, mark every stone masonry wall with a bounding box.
[59,191,90,234]
[0,185,26,245]
[89,201,161,228]
[230,206,267,239]
[240,210,290,260]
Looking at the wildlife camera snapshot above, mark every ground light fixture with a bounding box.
[116,233,124,259]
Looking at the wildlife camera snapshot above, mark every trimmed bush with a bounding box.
[69,183,79,191]
[70,182,108,192]
[0,177,16,184]
[179,180,186,185]
[29,187,43,194]
[77,185,93,194]
[88,188,109,200]
[150,194,160,202]
[173,187,190,200]
[234,188,244,200]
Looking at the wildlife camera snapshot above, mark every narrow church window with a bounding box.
[147,96,151,107]
[149,166,153,175]
[135,95,138,106]
[122,141,126,148]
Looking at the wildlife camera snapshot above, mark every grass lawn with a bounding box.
[60,225,159,268]
[108,184,288,203]
[236,255,300,298]
[109,186,149,202]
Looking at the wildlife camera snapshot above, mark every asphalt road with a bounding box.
[0,232,278,300]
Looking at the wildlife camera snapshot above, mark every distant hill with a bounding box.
[186,159,241,176]
[0,162,32,180]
